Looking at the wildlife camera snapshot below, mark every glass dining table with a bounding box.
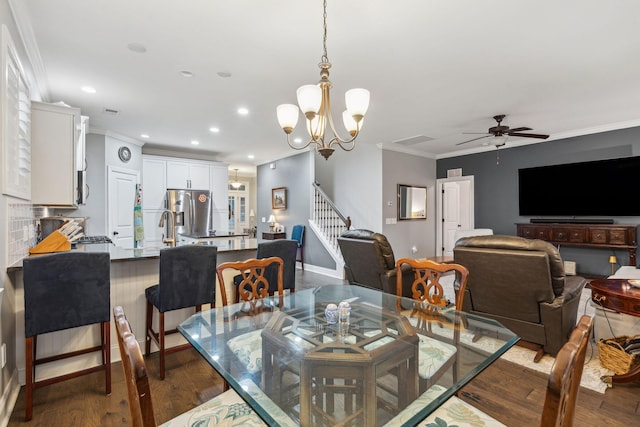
[178,285,518,427]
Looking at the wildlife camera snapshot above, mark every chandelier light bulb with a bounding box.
[345,88,370,118]
[276,104,299,133]
[342,111,362,136]
[296,85,322,118]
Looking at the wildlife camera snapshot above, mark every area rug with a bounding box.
[439,277,614,394]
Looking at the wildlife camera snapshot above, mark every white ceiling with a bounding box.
[13,0,640,175]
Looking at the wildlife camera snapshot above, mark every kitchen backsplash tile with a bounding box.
[7,201,38,265]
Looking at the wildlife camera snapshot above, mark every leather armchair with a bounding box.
[338,229,414,297]
[453,235,587,359]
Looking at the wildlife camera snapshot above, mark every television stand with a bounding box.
[516,223,637,265]
[529,218,614,224]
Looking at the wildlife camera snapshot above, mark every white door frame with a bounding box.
[435,176,475,256]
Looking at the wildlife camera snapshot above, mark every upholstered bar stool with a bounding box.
[145,245,220,380]
[23,251,111,421]
[233,240,297,302]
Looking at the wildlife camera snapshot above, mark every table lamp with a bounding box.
[609,255,617,275]
[268,214,276,231]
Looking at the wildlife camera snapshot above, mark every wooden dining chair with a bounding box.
[114,305,267,427]
[218,257,285,312]
[144,245,221,380]
[395,258,469,391]
[415,315,594,427]
[216,257,285,387]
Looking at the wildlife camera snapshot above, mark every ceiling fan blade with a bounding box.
[507,127,532,133]
[456,135,491,145]
[462,132,490,135]
[507,132,549,139]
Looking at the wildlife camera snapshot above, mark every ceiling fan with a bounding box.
[457,114,550,146]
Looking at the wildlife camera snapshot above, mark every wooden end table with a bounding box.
[590,278,640,384]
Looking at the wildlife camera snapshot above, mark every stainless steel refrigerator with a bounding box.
[165,188,213,237]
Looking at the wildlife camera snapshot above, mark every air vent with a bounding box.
[392,135,433,146]
[103,107,120,115]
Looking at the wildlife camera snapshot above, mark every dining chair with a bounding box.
[216,257,285,381]
[145,245,221,380]
[395,258,470,392]
[113,306,266,427]
[291,224,305,270]
[415,314,594,427]
[23,252,111,421]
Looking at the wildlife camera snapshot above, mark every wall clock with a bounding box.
[118,146,132,163]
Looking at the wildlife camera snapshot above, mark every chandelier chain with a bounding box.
[321,0,329,64]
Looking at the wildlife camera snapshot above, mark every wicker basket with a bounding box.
[598,335,640,375]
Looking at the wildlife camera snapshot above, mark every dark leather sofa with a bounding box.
[337,229,414,297]
[453,235,587,359]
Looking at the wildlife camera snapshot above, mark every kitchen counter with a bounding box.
[6,237,258,272]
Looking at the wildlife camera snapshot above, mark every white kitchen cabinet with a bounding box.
[209,164,229,211]
[31,101,82,206]
[166,160,209,189]
[142,157,167,210]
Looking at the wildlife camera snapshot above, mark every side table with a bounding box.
[590,278,640,385]
[262,231,286,240]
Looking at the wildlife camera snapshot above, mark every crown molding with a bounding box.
[8,0,49,100]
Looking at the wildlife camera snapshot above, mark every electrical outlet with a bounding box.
[1,343,6,368]
[261,217,266,223]
[23,225,29,242]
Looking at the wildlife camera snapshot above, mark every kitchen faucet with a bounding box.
[158,210,176,247]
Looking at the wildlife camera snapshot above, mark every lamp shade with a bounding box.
[343,111,363,135]
[268,214,276,224]
[249,209,255,217]
[306,115,325,140]
[345,88,370,117]
[276,104,299,132]
[297,84,322,115]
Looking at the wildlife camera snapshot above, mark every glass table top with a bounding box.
[178,285,518,427]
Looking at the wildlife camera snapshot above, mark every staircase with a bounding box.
[309,182,351,270]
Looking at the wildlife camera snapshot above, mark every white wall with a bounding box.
[381,150,437,260]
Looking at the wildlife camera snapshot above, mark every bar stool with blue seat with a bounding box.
[145,245,221,380]
[291,224,305,270]
[23,251,111,421]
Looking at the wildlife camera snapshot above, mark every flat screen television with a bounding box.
[518,156,640,216]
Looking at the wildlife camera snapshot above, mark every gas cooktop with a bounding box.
[75,236,113,244]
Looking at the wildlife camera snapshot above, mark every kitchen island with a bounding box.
[6,237,258,386]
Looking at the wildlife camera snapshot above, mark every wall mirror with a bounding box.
[398,184,427,220]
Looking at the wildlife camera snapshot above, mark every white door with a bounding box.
[436,176,474,256]
[228,183,249,234]
[108,167,139,248]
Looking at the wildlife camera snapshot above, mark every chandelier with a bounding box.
[276,0,370,160]
[230,168,242,189]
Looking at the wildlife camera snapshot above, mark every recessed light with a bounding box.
[209,127,220,133]
[140,134,150,139]
[127,42,147,53]
[217,71,232,78]
[248,154,255,159]
[81,86,96,94]
[237,107,249,115]
[191,140,199,145]
[180,70,194,78]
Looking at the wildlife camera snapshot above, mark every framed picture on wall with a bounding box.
[272,187,287,209]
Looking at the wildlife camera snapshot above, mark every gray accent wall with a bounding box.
[257,152,335,270]
[436,127,640,276]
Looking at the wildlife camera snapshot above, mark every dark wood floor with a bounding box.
[8,270,640,426]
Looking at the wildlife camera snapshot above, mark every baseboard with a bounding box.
[0,369,21,427]
[297,263,344,280]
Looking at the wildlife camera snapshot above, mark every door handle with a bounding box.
[112,231,119,236]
